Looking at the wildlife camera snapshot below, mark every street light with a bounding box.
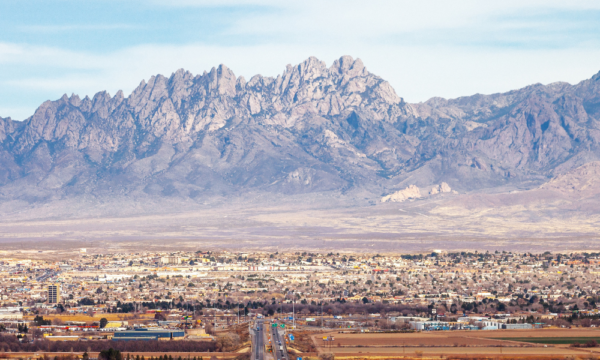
[292,297,295,329]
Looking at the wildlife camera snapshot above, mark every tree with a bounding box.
[318,353,334,360]
[100,318,109,328]
[205,322,214,335]
[216,333,241,351]
[17,324,28,333]
[99,348,122,360]
[34,315,51,326]
[79,298,95,306]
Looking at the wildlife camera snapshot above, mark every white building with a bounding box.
[0,308,23,320]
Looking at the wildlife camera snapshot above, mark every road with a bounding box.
[251,319,265,360]
[270,323,290,360]
[36,270,59,282]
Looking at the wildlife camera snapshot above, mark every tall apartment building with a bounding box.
[48,284,60,304]
[160,256,181,265]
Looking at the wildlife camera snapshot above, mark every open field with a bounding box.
[496,337,600,344]
[310,330,600,358]
[471,328,600,338]
[315,332,508,347]
[327,346,591,357]
[3,191,600,254]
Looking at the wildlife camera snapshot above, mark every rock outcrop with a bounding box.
[429,182,452,195]
[381,185,422,202]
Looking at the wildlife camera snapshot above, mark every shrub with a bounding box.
[318,353,334,360]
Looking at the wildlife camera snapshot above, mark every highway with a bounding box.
[36,270,59,282]
[270,323,290,360]
[252,319,265,360]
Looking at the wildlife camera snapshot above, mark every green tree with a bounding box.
[99,318,109,328]
[99,348,122,360]
[33,315,51,326]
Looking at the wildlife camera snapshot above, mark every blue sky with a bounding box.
[1,0,600,120]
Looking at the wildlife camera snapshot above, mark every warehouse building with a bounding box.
[502,323,533,330]
[113,329,185,341]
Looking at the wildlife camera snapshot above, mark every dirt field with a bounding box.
[328,346,590,356]
[471,328,600,338]
[318,332,508,347]
[311,330,600,358]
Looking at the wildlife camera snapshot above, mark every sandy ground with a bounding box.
[1,190,600,254]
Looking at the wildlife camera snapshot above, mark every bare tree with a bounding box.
[318,353,334,360]
[216,333,241,351]
[205,322,215,335]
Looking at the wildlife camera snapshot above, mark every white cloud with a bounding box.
[18,24,139,32]
[2,0,600,120]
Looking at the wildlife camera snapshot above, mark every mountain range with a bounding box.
[1,55,600,235]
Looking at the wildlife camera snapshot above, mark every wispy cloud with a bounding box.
[18,24,140,33]
[1,0,600,121]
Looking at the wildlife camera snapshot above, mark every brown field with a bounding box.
[317,332,507,347]
[316,328,600,345]
[465,328,600,338]
[328,346,589,356]
[310,329,600,358]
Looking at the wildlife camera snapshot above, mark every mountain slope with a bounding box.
[1,56,600,209]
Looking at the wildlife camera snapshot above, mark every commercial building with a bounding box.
[48,284,60,304]
[409,321,464,331]
[160,256,181,265]
[113,329,185,341]
[502,323,533,330]
[0,308,22,320]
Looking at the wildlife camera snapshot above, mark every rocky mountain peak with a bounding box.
[330,55,366,77]
[0,57,599,207]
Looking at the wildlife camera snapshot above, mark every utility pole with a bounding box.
[321,302,323,330]
[292,298,295,329]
